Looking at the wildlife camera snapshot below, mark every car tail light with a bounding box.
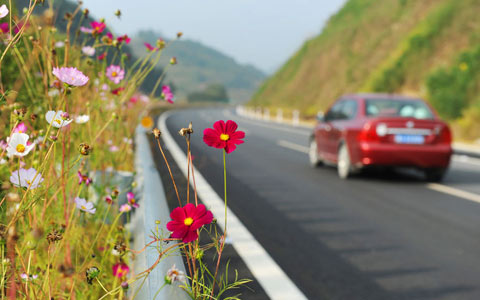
[358,122,379,142]
[437,126,452,144]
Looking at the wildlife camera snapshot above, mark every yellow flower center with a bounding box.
[184,217,194,226]
[112,71,117,77]
[16,144,25,153]
[220,134,229,141]
[55,119,61,124]
[26,180,31,186]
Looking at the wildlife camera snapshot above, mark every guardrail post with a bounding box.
[292,110,300,126]
[276,109,283,123]
[263,108,270,120]
[256,107,262,119]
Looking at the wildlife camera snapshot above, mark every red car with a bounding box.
[309,93,452,181]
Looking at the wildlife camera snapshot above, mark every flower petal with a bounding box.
[225,120,238,134]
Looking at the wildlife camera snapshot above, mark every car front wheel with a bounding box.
[337,143,352,179]
[309,139,322,167]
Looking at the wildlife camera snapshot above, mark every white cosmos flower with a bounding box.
[75,197,96,214]
[55,41,65,48]
[0,5,9,19]
[10,168,44,189]
[82,46,95,56]
[6,133,35,157]
[46,110,73,128]
[75,114,90,124]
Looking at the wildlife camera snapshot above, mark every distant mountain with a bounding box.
[130,30,266,103]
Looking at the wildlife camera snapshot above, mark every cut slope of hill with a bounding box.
[130,30,266,103]
[250,0,480,139]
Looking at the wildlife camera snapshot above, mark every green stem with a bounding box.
[223,150,227,234]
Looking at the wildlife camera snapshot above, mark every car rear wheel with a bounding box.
[309,139,322,167]
[424,168,447,182]
[337,143,352,179]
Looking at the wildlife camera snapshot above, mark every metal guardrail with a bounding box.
[130,126,190,300]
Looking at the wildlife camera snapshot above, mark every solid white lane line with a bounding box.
[159,112,308,300]
[277,140,309,154]
[427,183,480,204]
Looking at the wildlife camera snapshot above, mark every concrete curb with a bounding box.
[130,125,190,300]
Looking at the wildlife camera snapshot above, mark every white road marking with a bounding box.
[159,112,308,300]
[452,154,480,167]
[427,183,480,204]
[277,140,309,153]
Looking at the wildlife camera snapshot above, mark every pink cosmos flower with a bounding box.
[166,203,213,243]
[112,262,129,278]
[90,21,106,34]
[106,65,125,84]
[119,204,131,213]
[0,22,8,33]
[14,122,27,134]
[52,67,89,86]
[165,264,185,284]
[144,42,157,52]
[80,26,93,34]
[161,85,174,104]
[203,120,245,154]
[77,171,92,186]
[127,192,139,208]
[82,46,95,56]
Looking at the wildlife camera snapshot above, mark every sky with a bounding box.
[80,0,346,73]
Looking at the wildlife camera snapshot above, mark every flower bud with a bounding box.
[79,143,91,156]
[177,32,183,38]
[152,128,161,138]
[83,8,89,17]
[115,9,121,17]
[157,39,166,49]
[169,57,177,65]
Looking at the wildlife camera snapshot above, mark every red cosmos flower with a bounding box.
[203,120,245,154]
[112,262,129,278]
[166,203,213,243]
[112,87,125,95]
[97,52,106,60]
[90,21,106,34]
[117,34,131,44]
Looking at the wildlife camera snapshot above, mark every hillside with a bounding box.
[130,30,266,103]
[250,0,480,140]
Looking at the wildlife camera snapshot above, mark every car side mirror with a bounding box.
[316,111,325,122]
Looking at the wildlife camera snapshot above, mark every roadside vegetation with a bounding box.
[0,1,249,299]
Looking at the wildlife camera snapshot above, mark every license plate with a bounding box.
[394,134,425,144]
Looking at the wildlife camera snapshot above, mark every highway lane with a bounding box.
[163,107,480,300]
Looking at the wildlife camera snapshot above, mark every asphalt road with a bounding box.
[161,107,480,300]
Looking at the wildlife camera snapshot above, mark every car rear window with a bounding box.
[365,99,434,119]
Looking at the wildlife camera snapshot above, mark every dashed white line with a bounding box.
[159,111,308,300]
[277,140,309,153]
[427,183,480,204]
[452,154,480,167]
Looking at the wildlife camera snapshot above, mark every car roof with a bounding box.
[341,93,423,101]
